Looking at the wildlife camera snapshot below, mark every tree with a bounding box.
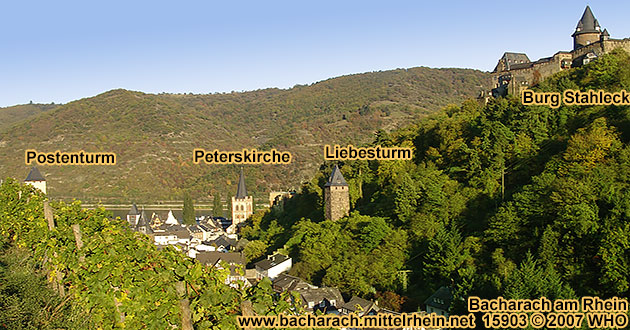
[212,193,222,217]
[243,240,269,263]
[183,192,195,225]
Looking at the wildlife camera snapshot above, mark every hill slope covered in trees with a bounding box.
[242,49,630,311]
[0,67,490,202]
[0,103,59,131]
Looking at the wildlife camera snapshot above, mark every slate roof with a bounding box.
[208,235,237,249]
[255,254,291,271]
[25,167,45,181]
[128,203,140,216]
[502,52,530,63]
[494,52,531,72]
[299,287,344,308]
[272,273,315,292]
[196,251,245,267]
[235,168,248,199]
[155,226,190,239]
[424,286,453,311]
[574,6,600,35]
[136,210,148,226]
[324,165,348,187]
[341,296,378,314]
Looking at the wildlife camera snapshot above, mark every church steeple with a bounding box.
[230,168,253,233]
[236,168,248,199]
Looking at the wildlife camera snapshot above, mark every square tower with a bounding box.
[231,168,253,231]
[324,165,350,221]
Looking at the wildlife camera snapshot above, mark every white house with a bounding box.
[254,254,292,280]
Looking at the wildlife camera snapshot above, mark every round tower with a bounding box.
[572,6,602,50]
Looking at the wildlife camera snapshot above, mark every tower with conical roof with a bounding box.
[24,167,46,194]
[231,168,253,231]
[324,164,350,221]
[127,203,140,226]
[135,209,153,235]
[573,6,603,50]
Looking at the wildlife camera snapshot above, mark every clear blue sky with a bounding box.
[2,0,629,107]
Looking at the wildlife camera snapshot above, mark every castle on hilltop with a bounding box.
[492,6,630,97]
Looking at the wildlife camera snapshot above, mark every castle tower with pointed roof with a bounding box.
[24,167,46,194]
[231,168,253,231]
[573,6,603,50]
[324,164,350,221]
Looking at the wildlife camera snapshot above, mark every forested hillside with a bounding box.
[0,103,58,131]
[241,49,630,312]
[0,67,490,202]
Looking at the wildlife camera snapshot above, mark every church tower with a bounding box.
[24,167,46,194]
[324,164,350,221]
[573,6,602,50]
[231,168,253,230]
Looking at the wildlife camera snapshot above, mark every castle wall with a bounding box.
[494,39,630,96]
[494,52,571,95]
[602,39,630,54]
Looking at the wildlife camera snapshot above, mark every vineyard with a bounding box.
[0,178,297,329]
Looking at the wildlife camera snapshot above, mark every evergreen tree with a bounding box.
[183,192,195,225]
[212,193,222,217]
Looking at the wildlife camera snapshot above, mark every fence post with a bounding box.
[44,200,54,230]
[71,224,85,263]
[44,200,64,295]
[241,300,254,330]
[176,281,193,330]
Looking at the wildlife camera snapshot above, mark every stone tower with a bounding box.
[24,167,46,194]
[231,168,253,230]
[573,6,602,50]
[324,164,350,221]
